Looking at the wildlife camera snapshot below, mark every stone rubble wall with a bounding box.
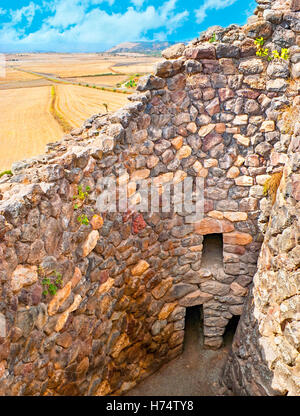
[222,126,300,396]
[0,0,299,396]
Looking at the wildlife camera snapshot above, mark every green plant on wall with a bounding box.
[0,170,12,178]
[209,33,217,43]
[255,37,290,61]
[73,185,91,209]
[39,269,63,297]
[77,214,89,226]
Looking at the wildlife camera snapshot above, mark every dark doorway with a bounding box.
[223,315,240,346]
[201,233,223,268]
[183,306,203,351]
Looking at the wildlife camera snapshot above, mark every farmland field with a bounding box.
[55,84,129,128]
[0,86,63,171]
[69,75,129,88]
[0,53,159,170]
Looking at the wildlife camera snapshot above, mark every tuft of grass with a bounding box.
[209,33,217,43]
[0,170,12,178]
[263,172,283,205]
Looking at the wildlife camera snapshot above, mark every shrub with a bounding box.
[255,37,290,61]
[39,269,63,297]
[77,214,89,226]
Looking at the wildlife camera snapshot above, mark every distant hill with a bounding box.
[106,41,176,55]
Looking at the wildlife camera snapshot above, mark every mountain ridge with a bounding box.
[106,41,177,55]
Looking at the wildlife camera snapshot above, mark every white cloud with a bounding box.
[0,0,188,52]
[0,8,7,15]
[9,2,39,26]
[195,0,238,24]
[131,0,145,7]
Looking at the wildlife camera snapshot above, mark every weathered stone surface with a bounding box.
[162,43,186,59]
[185,45,216,60]
[216,44,240,59]
[230,282,248,296]
[131,260,150,276]
[223,232,253,246]
[167,283,196,300]
[200,281,230,296]
[234,176,253,187]
[239,59,264,75]
[82,230,100,257]
[195,218,234,235]
[179,290,213,306]
[48,282,72,316]
[11,265,38,293]
[152,278,173,300]
[224,212,247,222]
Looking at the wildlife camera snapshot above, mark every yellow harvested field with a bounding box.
[13,54,117,77]
[112,62,157,74]
[0,53,159,168]
[10,53,158,77]
[55,84,129,128]
[0,68,41,84]
[0,87,63,170]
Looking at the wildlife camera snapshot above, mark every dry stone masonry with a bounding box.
[0,0,299,396]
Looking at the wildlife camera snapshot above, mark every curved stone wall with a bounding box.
[223,126,300,396]
[0,0,299,396]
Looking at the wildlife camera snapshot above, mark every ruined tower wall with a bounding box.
[223,126,300,396]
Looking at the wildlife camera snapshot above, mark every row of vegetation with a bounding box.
[50,85,73,133]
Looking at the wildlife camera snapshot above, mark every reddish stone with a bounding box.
[202,133,223,152]
[31,285,42,305]
[184,46,216,60]
[240,39,256,57]
[171,90,187,105]
[223,244,246,255]
[206,97,220,116]
[132,213,147,234]
[202,60,221,74]
[122,209,134,223]
[237,89,260,99]
[223,231,253,245]
[202,88,215,101]
[219,88,235,102]
[204,200,214,213]
[99,270,109,284]
[151,96,162,106]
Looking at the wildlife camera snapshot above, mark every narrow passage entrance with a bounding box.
[126,305,233,396]
[201,233,223,268]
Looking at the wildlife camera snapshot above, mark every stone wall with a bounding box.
[0,0,299,396]
[222,125,300,396]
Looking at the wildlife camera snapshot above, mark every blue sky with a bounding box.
[0,0,257,52]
